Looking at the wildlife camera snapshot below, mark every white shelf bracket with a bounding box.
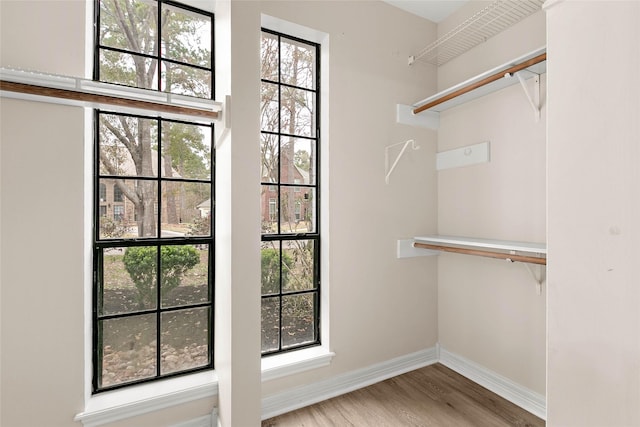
[385,139,419,184]
[522,262,546,295]
[510,71,541,122]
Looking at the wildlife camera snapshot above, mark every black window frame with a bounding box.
[260,28,321,357]
[93,0,215,394]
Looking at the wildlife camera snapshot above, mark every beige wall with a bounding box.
[3,0,640,425]
[1,99,86,427]
[435,6,547,395]
[1,1,87,426]
[546,0,640,425]
[0,0,438,425]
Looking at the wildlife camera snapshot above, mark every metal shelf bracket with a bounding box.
[509,70,541,122]
[522,262,546,295]
[385,139,420,184]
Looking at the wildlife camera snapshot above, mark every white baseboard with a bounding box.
[171,410,216,427]
[438,345,546,420]
[261,347,439,420]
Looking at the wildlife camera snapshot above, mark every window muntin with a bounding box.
[260,29,320,356]
[94,0,214,393]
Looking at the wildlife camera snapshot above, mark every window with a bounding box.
[93,0,214,393]
[260,29,320,355]
[113,184,124,202]
[95,0,213,98]
[269,198,277,222]
[113,204,125,221]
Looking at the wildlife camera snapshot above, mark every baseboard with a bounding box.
[261,347,439,420]
[438,345,547,420]
[170,414,213,427]
[171,410,216,427]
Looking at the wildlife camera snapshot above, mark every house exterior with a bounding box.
[98,149,203,231]
[260,157,312,229]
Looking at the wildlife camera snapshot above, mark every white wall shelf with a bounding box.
[413,235,546,265]
[413,47,546,115]
[409,0,545,67]
[397,48,546,130]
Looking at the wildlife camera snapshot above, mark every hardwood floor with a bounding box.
[262,363,544,427]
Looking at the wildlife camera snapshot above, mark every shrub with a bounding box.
[187,215,210,236]
[100,216,129,238]
[123,245,200,308]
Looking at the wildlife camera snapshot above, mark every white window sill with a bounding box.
[261,346,335,382]
[74,348,334,426]
[74,371,218,427]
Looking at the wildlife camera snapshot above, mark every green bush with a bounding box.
[123,245,200,308]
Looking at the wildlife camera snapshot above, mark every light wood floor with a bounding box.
[262,363,544,427]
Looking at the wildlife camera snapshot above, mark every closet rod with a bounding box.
[413,242,547,265]
[412,52,547,115]
[0,80,219,120]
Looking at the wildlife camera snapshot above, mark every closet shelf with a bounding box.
[410,0,545,67]
[412,47,546,115]
[413,235,546,265]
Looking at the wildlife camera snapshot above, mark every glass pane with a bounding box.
[161,121,212,180]
[98,179,158,238]
[161,4,211,68]
[99,114,159,177]
[99,0,158,56]
[280,137,316,185]
[261,241,280,295]
[161,182,210,237]
[160,307,210,375]
[99,49,157,89]
[261,82,279,132]
[101,246,157,315]
[282,240,316,293]
[280,87,315,137]
[260,32,279,81]
[261,186,278,234]
[260,133,279,184]
[160,245,209,308]
[281,38,316,90]
[100,313,157,388]
[162,63,212,98]
[261,297,280,353]
[280,187,316,234]
[282,293,316,349]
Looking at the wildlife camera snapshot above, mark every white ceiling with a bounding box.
[382,0,469,23]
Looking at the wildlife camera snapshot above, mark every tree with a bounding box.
[98,0,211,236]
